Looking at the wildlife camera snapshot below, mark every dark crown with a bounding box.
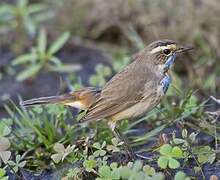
[148,39,177,50]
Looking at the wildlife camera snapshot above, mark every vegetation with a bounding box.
[0,0,220,179]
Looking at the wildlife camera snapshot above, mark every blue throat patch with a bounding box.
[160,53,176,94]
[160,74,171,94]
[164,53,177,69]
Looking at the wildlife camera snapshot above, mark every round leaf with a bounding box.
[174,171,186,180]
[159,144,172,156]
[168,158,180,169]
[119,166,131,178]
[98,165,111,178]
[0,168,6,177]
[0,121,11,136]
[157,156,168,169]
[53,143,65,153]
[0,137,10,151]
[51,153,62,164]
[0,151,11,164]
[171,146,183,157]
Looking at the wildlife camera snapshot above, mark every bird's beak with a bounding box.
[176,45,194,53]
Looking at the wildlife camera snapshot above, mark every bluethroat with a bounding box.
[21,39,193,157]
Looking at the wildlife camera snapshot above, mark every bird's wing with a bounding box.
[82,57,156,122]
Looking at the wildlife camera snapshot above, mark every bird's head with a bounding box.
[147,39,193,73]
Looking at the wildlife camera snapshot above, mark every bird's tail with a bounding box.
[20,87,101,110]
[20,95,75,107]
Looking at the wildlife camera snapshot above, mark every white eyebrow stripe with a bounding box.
[150,44,177,54]
[150,46,167,54]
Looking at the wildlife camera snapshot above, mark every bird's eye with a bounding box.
[163,49,171,55]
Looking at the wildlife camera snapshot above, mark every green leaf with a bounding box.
[19,160,26,168]
[0,168,6,177]
[111,168,120,179]
[168,158,180,169]
[157,156,168,169]
[18,0,28,7]
[0,137,10,151]
[48,32,70,55]
[83,159,96,172]
[173,138,186,145]
[0,121,11,136]
[159,144,172,155]
[38,29,47,54]
[12,54,37,65]
[16,64,41,81]
[27,4,45,14]
[174,171,187,180]
[181,129,188,138]
[50,64,81,73]
[0,151,11,164]
[110,162,118,169]
[93,142,101,149]
[98,165,111,178]
[143,165,155,176]
[51,153,62,164]
[119,166,131,178]
[15,155,21,163]
[53,143,65,153]
[49,56,62,66]
[132,160,142,172]
[99,150,107,156]
[171,147,183,157]
[197,154,207,164]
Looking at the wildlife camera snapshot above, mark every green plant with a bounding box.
[4,102,75,150]
[65,167,82,179]
[0,0,48,36]
[89,64,112,87]
[112,51,130,72]
[12,29,71,81]
[0,137,11,167]
[172,129,216,165]
[192,146,216,165]
[0,168,8,180]
[8,155,26,173]
[96,164,120,180]
[96,161,164,180]
[51,143,77,164]
[83,155,97,173]
[106,137,124,153]
[174,171,191,180]
[92,142,107,157]
[157,144,183,169]
[0,119,12,137]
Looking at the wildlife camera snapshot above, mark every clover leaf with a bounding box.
[157,144,183,169]
[93,142,107,157]
[107,138,124,153]
[51,143,76,164]
[8,155,26,173]
[0,137,11,166]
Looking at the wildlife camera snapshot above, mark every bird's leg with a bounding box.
[108,121,136,159]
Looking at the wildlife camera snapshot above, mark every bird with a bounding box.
[20,39,193,157]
